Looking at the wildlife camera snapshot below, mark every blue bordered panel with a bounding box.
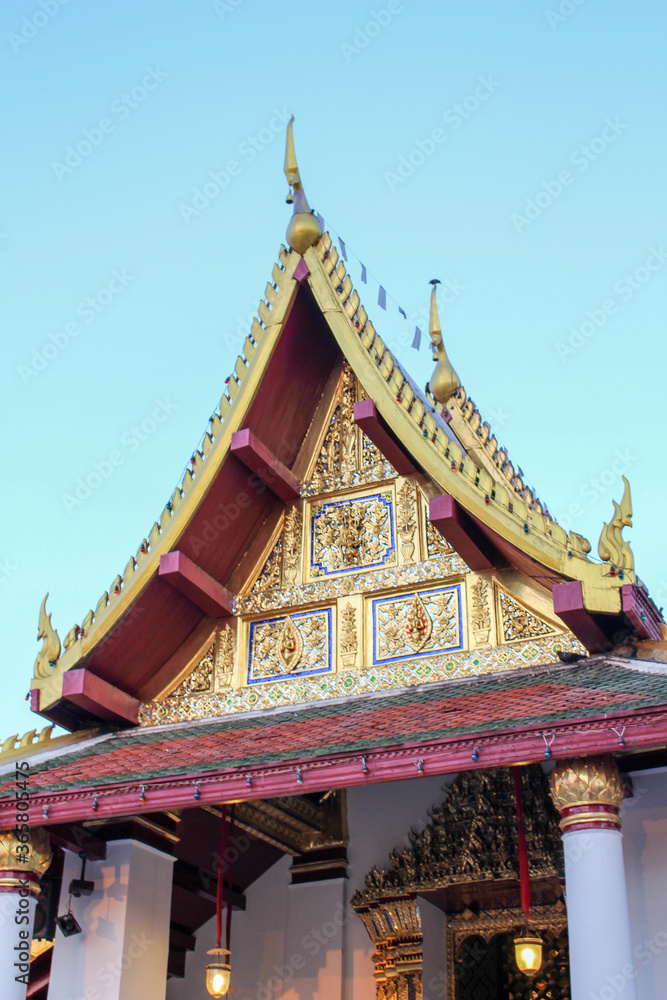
[310,492,396,577]
[372,585,463,665]
[247,608,333,685]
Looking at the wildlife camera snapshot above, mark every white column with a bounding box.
[563,828,637,1000]
[0,828,52,1000]
[49,839,175,1000]
[551,756,637,1000]
[280,877,346,1000]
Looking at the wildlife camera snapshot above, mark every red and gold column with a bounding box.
[550,757,636,1000]
[0,828,52,1000]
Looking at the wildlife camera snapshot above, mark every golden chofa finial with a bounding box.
[598,476,634,577]
[426,280,460,404]
[33,593,61,679]
[284,116,322,255]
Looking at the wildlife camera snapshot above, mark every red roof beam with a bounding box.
[353,399,416,477]
[159,551,234,618]
[552,581,612,653]
[622,584,665,641]
[230,428,301,502]
[62,668,140,725]
[429,493,499,572]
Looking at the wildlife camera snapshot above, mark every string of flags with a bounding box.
[314,211,424,352]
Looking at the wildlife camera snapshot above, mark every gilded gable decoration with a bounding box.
[305,363,394,495]
[470,577,491,646]
[496,586,559,643]
[248,608,332,684]
[310,491,395,577]
[425,513,452,558]
[372,585,461,664]
[163,624,235,702]
[253,535,282,592]
[396,480,417,562]
[282,506,302,586]
[339,602,359,668]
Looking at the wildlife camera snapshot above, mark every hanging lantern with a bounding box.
[205,948,231,997]
[513,933,543,976]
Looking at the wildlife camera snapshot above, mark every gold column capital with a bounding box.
[549,756,625,832]
[0,827,52,894]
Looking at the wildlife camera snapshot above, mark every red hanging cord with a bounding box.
[225,804,236,954]
[513,766,531,921]
[216,803,227,950]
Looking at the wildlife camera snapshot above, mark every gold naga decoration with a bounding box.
[284,116,322,255]
[597,476,634,576]
[33,594,61,679]
[426,280,460,404]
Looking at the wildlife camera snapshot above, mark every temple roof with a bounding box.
[8,656,667,829]
[30,228,664,728]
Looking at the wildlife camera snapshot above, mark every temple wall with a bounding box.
[166,774,447,1000]
[622,766,667,1000]
[166,767,667,1000]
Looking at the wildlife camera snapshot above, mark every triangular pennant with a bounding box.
[360,263,367,283]
[399,306,406,319]
[412,327,422,350]
[339,239,348,261]
[378,286,386,310]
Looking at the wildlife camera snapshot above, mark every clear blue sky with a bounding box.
[2,0,666,738]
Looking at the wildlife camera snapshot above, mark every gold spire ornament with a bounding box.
[597,476,634,576]
[426,280,460,404]
[33,594,61,679]
[284,116,322,255]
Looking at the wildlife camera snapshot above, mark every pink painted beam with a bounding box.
[159,550,234,618]
[622,584,664,640]
[62,668,140,725]
[428,494,497,571]
[12,704,667,830]
[353,399,416,476]
[230,428,300,502]
[552,581,612,653]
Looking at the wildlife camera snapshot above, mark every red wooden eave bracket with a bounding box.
[62,668,140,725]
[622,584,665,641]
[552,581,612,653]
[428,494,499,572]
[230,428,301,502]
[353,399,416,477]
[159,551,234,618]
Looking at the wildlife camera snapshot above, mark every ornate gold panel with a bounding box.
[309,490,396,579]
[371,584,462,665]
[247,607,332,684]
[160,623,236,703]
[495,584,560,644]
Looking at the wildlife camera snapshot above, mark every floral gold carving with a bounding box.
[405,593,432,651]
[396,481,417,562]
[374,586,460,663]
[282,507,301,586]
[340,602,358,667]
[218,625,234,687]
[471,578,491,645]
[34,594,61,679]
[249,609,331,683]
[498,588,558,643]
[426,516,452,558]
[0,827,52,886]
[277,615,303,672]
[253,536,282,592]
[306,364,394,495]
[311,492,395,576]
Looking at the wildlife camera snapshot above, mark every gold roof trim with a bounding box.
[0,724,98,766]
